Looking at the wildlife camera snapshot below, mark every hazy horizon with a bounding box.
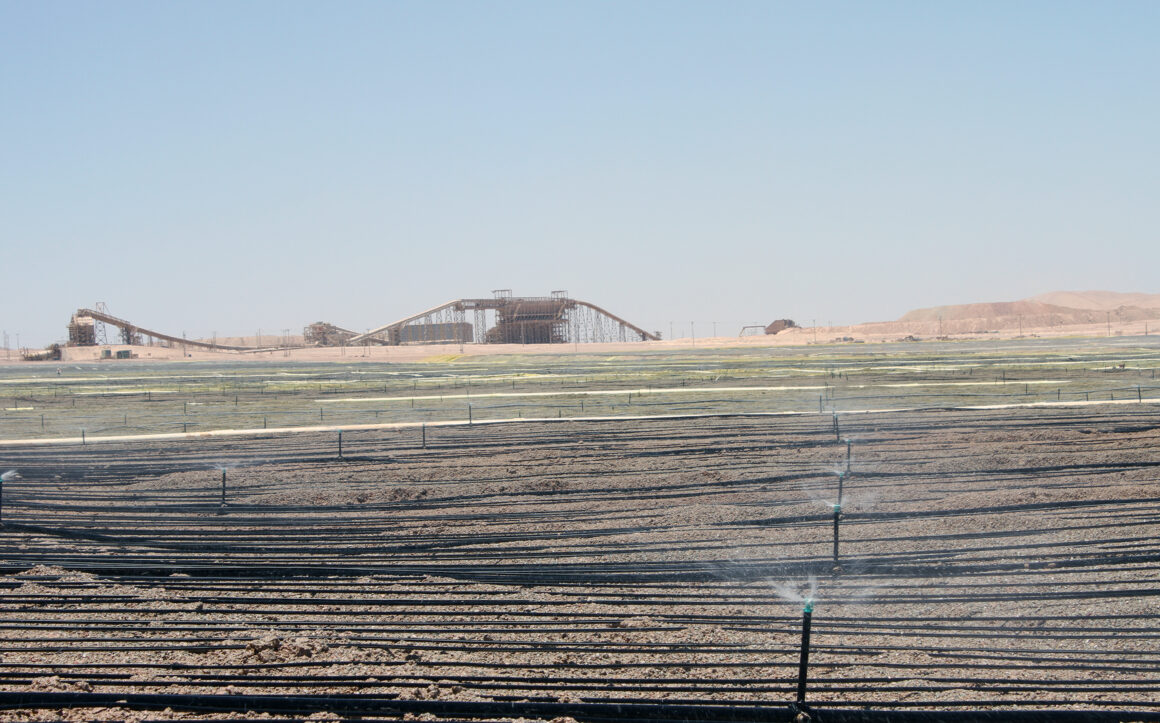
[3,2,1158,347]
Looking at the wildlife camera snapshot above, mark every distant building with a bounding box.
[765,319,798,335]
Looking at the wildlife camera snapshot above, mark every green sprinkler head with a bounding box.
[802,598,814,614]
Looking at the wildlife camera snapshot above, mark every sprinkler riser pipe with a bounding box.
[796,609,812,704]
[832,505,841,563]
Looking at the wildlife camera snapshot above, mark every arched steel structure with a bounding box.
[347,292,659,346]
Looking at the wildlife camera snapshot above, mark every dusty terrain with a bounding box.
[0,402,1158,721]
[1,340,1158,720]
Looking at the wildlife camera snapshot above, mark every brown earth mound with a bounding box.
[899,300,1074,322]
[899,290,1160,333]
[1029,289,1160,310]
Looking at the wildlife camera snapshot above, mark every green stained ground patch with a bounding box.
[2,336,1159,441]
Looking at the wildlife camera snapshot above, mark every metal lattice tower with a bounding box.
[93,302,110,345]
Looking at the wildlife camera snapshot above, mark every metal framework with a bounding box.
[303,322,360,347]
[63,292,659,351]
[67,308,246,351]
[347,291,659,346]
[93,302,111,345]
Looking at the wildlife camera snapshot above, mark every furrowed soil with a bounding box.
[1,403,1158,720]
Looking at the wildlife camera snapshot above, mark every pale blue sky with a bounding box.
[2,1,1157,346]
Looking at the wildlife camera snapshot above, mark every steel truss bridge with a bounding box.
[348,291,659,346]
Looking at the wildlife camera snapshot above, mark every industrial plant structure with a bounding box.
[67,305,247,351]
[65,291,658,350]
[347,290,659,346]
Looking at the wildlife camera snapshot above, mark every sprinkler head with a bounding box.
[832,503,841,515]
[802,598,814,614]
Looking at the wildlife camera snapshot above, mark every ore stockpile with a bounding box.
[1,340,1159,722]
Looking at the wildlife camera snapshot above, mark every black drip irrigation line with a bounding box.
[0,693,1158,722]
[0,674,1156,699]
[0,559,1156,590]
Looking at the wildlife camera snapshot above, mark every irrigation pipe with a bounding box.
[4,397,1159,447]
[0,692,1158,721]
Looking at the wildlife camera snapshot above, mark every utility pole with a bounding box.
[691,321,695,345]
[1107,311,1111,337]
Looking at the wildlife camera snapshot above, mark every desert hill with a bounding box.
[900,301,1077,323]
[896,290,1160,335]
[1028,290,1160,311]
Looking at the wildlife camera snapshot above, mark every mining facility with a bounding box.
[66,291,659,350]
